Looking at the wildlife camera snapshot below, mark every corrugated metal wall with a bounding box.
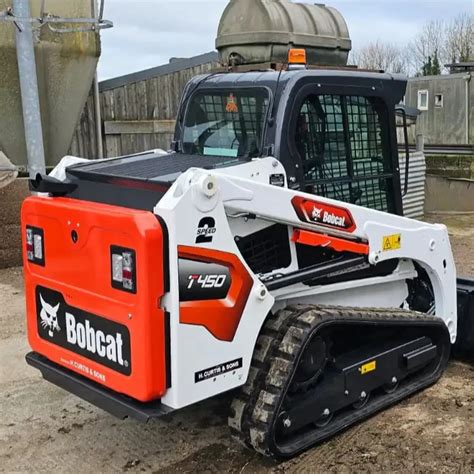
[400,151,426,219]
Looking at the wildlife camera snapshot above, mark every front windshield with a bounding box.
[182,89,270,159]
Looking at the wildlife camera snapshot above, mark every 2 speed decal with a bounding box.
[196,217,217,244]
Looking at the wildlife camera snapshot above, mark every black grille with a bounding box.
[297,94,394,213]
[68,152,240,181]
[236,224,291,275]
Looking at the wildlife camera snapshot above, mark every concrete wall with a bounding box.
[426,154,474,180]
[425,175,474,213]
[0,179,29,269]
[406,73,473,146]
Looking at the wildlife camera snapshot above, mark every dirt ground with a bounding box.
[1,213,473,473]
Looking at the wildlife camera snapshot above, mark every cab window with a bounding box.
[183,89,269,159]
[295,94,394,212]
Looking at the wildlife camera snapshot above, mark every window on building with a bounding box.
[417,90,429,111]
[435,94,444,108]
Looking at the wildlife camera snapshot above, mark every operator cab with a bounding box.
[173,59,407,216]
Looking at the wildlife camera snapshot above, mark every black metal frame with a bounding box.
[26,352,173,422]
[395,106,411,197]
[284,335,439,435]
[454,278,474,359]
[264,255,366,291]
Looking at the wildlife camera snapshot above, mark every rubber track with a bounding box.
[228,305,449,458]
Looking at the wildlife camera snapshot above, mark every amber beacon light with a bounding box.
[288,48,307,65]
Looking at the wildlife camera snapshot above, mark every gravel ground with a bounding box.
[1,213,473,473]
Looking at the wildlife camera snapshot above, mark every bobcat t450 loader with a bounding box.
[22,52,474,458]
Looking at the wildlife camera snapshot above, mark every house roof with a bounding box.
[99,51,219,92]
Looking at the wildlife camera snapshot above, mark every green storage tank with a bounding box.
[0,1,101,171]
[216,0,351,67]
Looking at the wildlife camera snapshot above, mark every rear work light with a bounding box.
[26,226,45,266]
[111,246,137,293]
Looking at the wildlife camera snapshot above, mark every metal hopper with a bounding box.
[0,1,111,174]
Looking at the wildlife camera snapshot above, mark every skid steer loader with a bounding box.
[22,50,474,458]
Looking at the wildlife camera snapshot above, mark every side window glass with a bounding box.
[294,94,393,212]
[183,90,269,159]
[295,96,327,181]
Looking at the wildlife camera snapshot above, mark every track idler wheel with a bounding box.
[290,336,328,394]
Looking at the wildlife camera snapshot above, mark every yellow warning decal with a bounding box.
[360,360,377,375]
[383,234,402,252]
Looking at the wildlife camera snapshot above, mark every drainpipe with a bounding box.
[91,0,104,159]
[464,73,471,146]
[416,133,424,153]
[13,0,46,177]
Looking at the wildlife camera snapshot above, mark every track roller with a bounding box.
[229,305,451,458]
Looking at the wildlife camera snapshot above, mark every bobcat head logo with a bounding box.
[312,206,322,220]
[39,295,61,338]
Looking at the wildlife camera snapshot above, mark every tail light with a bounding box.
[111,246,137,293]
[26,226,45,266]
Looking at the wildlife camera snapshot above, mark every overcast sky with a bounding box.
[98,0,473,80]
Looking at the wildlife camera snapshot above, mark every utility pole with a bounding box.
[91,0,104,159]
[13,0,46,178]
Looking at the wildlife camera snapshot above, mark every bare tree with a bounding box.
[445,13,474,63]
[352,41,409,74]
[351,14,472,77]
[408,20,447,74]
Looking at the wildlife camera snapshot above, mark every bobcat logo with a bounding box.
[312,206,323,220]
[39,295,61,338]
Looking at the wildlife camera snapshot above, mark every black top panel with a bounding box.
[67,151,242,184]
[61,151,243,211]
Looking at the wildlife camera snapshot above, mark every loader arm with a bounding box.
[160,157,457,336]
[153,156,457,411]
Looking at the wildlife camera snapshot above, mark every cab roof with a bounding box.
[184,68,407,107]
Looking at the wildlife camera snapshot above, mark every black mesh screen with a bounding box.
[236,225,291,275]
[296,94,394,213]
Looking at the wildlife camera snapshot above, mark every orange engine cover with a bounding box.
[22,196,168,402]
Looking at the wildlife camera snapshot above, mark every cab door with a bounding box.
[284,83,403,215]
